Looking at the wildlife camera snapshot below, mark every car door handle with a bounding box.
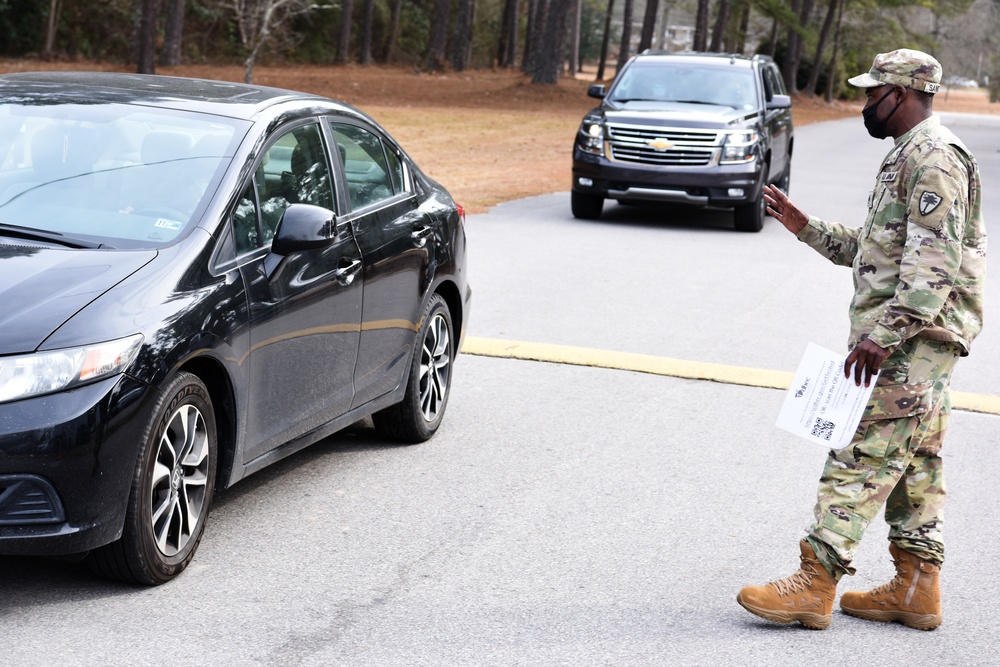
[335,258,362,286]
[411,225,433,247]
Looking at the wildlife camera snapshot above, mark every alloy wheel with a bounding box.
[418,312,452,422]
[149,403,211,557]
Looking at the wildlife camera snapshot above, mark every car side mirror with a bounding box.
[264,203,336,281]
[588,84,606,99]
[767,94,792,110]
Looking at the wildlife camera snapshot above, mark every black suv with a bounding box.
[571,51,793,232]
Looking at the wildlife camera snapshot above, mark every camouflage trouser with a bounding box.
[806,338,961,580]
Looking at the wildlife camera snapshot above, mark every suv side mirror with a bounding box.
[588,84,606,99]
[767,94,792,110]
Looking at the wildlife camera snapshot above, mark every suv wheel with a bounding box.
[734,164,768,233]
[775,165,791,194]
[571,191,604,219]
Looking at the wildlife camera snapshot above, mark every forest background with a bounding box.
[0,0,997,211]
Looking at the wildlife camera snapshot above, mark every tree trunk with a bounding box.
[653,0,669,50]
[783,0,801,93]
[336,0,353,63]
[825,0,844,102]
[709,0,730,52]
[160,0,185,66]
[531,0,571,83]
[136,0,162,74]
[427,0,451,70]
[360,0,374,64]
[384,0,403,63]
[784,0,814,94]
[522,0,543,75]
[735,0,751,53]
[43,0,61,57]
[569,0,581,73]
[615,0,634,75]
[497,0,519,67]
[451,0,474,71]
[693,0,710,51]
[806,0,838,95]
[767,16,778,56]
[596,0,615,80]
[638,0,659,53]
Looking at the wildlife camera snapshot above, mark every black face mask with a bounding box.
[862,87,902,139]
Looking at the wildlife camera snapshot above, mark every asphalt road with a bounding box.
[2,113,999,666]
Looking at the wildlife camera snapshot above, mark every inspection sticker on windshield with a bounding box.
[153,218,182,231]
[776,342,878,450]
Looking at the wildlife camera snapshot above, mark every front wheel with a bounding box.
[734,168,767,233]
[571,190,604,219]
[373,294,455,443]
[87,372,217,585]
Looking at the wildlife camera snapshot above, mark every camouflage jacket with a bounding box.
[797,116,986,356]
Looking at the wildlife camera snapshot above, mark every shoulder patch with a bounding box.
[880,171,898,182]
[919,191,943,215]
[907,166,963,232]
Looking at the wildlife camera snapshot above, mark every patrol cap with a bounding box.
[848,49,942,94]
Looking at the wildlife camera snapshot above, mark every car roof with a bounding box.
[630,52,758,69]
[0,71,348,120]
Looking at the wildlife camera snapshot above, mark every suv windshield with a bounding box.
[609,62,757,110]
[0,103,248,249]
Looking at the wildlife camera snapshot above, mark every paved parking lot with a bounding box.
[3,114,999,666]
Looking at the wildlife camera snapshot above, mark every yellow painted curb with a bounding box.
[461,336,1000,416]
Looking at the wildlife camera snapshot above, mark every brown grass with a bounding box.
[1,59,995,212]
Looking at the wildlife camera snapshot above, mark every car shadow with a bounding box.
[584,200,750,233]
[0,419,401,601]
[210,417,399,511]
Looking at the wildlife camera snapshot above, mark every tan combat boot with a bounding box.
[737,540,838,630]
[840,543,942,630]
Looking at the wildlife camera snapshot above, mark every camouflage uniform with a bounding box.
[792,53,987,579]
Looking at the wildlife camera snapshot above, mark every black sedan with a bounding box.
[0,72,470,584]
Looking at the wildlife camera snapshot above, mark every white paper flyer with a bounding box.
[776,342,878,449]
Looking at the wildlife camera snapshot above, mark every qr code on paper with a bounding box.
[811,418,836,441]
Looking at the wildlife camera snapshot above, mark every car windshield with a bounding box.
[0,103,249,249]
[609,62,757,110]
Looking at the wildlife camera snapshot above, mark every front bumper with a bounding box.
[0,375,153,555]
[572,148,763,207]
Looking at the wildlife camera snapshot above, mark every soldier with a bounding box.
[736,49,986,631]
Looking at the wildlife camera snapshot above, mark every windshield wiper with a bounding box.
[671,99,724,105]
[0,223,111,249]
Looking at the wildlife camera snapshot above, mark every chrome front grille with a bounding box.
[607,124,721,167]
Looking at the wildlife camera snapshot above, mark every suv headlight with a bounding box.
[0,334,143,404]
[720,130,758,164]
[577,121,605,156]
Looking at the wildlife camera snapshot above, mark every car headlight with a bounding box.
[0,334,143,404]
[720,130,758,164]
[577,121,605,156]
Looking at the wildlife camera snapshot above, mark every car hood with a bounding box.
[601,101,758,128]
[0,244,156,353]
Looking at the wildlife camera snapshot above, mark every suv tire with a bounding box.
[734,171,767,233]
[571,191,604,219]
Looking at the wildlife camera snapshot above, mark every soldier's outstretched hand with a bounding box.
[763,184,809,234]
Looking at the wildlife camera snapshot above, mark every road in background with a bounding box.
[2,114,998,666]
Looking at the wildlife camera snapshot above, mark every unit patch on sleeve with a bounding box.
[919,191,943,215]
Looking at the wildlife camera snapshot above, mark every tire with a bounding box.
[373,294,454,443]
[87,372,217,585]
[571,190,604,219]
[775,165,791,195]
[734,168,767,233]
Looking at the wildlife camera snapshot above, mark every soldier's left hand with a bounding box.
[845,339,891,387]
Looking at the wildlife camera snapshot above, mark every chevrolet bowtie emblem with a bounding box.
[647,138,673,151]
